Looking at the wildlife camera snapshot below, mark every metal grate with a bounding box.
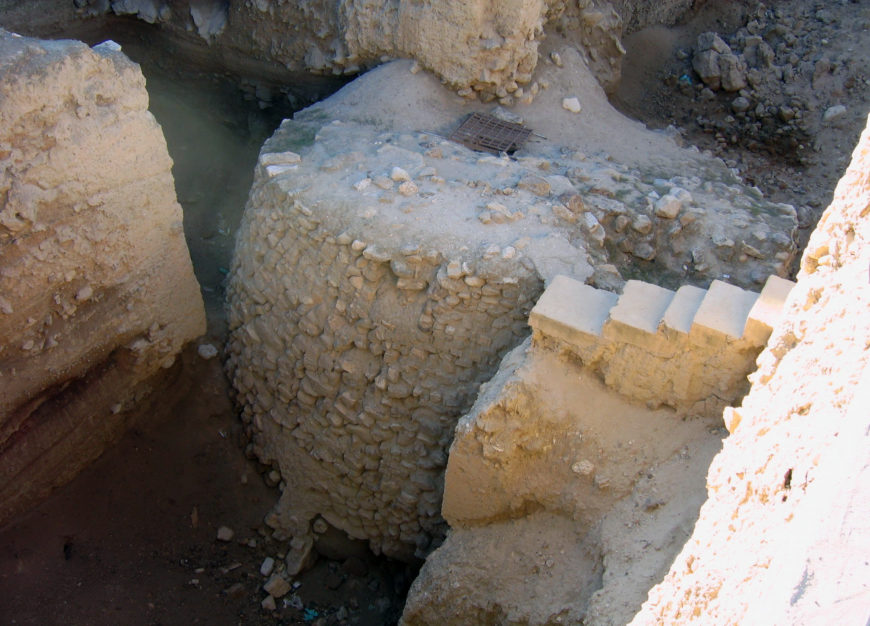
[447,112,532,155]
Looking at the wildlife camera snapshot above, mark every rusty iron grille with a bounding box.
[448,112,532,155]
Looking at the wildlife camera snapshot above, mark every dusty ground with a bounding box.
[1,2,867,624]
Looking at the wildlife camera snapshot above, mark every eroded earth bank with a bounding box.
[1,0,868,624]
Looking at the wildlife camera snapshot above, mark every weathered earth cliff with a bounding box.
[631,114,870,626]
[14,0,699,99]
[0,31,205,525]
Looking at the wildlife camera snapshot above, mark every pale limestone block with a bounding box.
[529,275,618,346]
[661,285,707,335]
[603,280,675,352]
[690,280,759,346]
[743,275,796,346]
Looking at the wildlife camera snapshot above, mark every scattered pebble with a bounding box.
[398,181,418,196]
[198,343,219,359]
[263,575,292,598]
[562,97,582,113]
[260,556,276,577]
[216,526,234,542]
[823,104,846,122]
[390,166,411,182]
[75,285,93,301]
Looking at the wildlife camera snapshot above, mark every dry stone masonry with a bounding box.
[226,58,798,566]
[0,31,205,524]
[54,0,703,101]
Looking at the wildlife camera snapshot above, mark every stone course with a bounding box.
[530,274,795,413]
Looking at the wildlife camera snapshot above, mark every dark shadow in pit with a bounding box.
[0,347,416,626]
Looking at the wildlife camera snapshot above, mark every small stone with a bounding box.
[731,96,751,113]
[265,470,281,487]
[633,242,656,261]
[398,181,418,196]
[197,343,219,359]
[614,215,630,233]
[823,105,846,122]
[719,54,747,91]
[693,50,721,90]
[216,526,235,542]
[390,166,411,182]
[224,582,246,598]
[549,51,563,67]
[696,32,730,54]
[571,459,595,476]
[373,176,393,190]
[75,285,93,301]
[286,536,317,575]
[260,151,301,166]
[654,195,682,219]
[261,595,277,611]
[260,557,276,577]
[517,175,550,196]
[263,575,291,598]
[353,177,371,191]
[265,164,297,178]
[631,215,653,234]
[363,245,391,262]
[741,242,765,259]
[562,97,582,113]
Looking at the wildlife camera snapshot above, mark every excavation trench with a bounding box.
[0,13,775,625]
[0,14,419,626]
[2,1,863,623]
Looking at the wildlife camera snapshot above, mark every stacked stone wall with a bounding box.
[226,162,542,559]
